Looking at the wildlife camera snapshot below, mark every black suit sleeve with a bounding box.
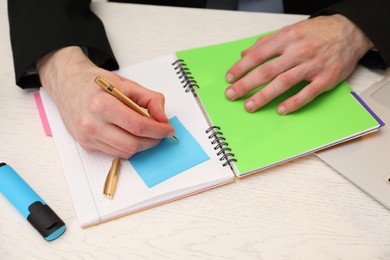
[8,0,119,89]
[313,0,390,69]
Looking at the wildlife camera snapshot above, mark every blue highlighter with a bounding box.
[0,163,66,241]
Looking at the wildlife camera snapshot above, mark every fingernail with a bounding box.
[278,105,286,115]
[245,100,255,112]
[226,73,234,82]
[168,131,176,138]
[225,88,236,100]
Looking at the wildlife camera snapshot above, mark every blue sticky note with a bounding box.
[129,116,210,188]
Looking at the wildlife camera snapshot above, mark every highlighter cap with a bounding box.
[27,201,66,241]
[0,163,66,241]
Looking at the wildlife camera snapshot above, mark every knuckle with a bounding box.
[247,51,264,65]
[233,80,251,96]
[75,134,95,151]
[257,65,274,80]
[76,116,97,136]
[87,95,106,114]
[128,118,146,136]
[326,65,342,79]
[256,35,269,44]
[155,92,165,102]
[305,85,322,100]
[286,25,304,39]
[275,74,292,90]
[253,90,270,105]
[301,41,320,52]
[125,143,141,158]
[289,95,304,109]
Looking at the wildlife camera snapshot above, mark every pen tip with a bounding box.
[172,136,179,142]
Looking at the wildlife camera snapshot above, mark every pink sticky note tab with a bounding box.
[34,92,52,136]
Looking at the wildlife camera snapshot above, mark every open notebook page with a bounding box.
[40,54,234,227]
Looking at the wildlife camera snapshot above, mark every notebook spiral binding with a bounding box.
[205,126,237,167]
[173,59,237,167]
[172,59,200,96]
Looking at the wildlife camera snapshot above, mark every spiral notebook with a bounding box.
[40,35,382,227]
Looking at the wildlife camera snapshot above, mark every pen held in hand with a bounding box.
[95,76,178,142]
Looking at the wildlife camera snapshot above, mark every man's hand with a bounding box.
[225,14,373,114]
[37,46,175,158]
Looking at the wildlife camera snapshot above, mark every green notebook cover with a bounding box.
[176,35,380,176]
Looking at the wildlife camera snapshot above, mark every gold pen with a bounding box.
[103,158,121,199]
[95,76,178,142]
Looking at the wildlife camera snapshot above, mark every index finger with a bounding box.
[105,95,175,140]
[109,73,170,123]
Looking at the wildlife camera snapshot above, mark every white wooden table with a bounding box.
[1,2,389,259]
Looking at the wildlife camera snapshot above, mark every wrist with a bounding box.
[36,46,98,107]
[37,46,93,86]
[331,14,374,58]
